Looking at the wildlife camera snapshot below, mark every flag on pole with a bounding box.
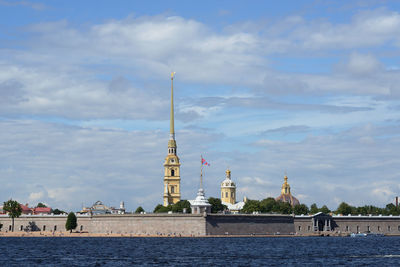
[201,157,210,166]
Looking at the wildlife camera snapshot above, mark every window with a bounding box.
[345,226,349,231]
[378,226,381,231]
[54,225,57,231]
[225,192,228,198]
[308,226,311,231]
[43,225,46,231]
[388,225,391,232]
[171,169,175,176]
[367,226,370,232]
[298,226,301,231]
[221,192,223,198]
[356,226,359,233]
[231,192,234,198]
[20,225,23,231]
[171,186,175,193]
[398,225,400,231]
[80,225,83,231]
[9,225,11,231]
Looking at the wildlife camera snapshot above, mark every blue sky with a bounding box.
[0,0,400,212]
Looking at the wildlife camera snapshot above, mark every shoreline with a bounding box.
[2,231,398,238]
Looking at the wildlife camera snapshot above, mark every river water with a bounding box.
[1,236,400,266]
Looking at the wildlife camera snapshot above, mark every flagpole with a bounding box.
[200,155,203,189]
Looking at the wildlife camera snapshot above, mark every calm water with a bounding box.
[2,236,400,266]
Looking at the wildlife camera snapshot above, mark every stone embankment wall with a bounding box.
[0,214,206,236]
[206,214,295,235]
[294,215,400,235]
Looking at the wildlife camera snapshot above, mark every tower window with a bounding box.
[225,192,228,198]
[221,192,223,198]
[171,169,175,176]
[231,192,234,198]
[171,186,175,193]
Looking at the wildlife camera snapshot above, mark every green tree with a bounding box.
[171,200,192,213]
[385,203,399,215]
[336,202,353,215]
[319,205,331,214]
[36,202,47,208]
[310,203,319,214]
[153,204,171,213]
[208,197,226,213]
[276,201,292,214]
[65,212,77,233]
[52,208,65,215]
[135,206,145,214]
[293,204,309,215]
[241,200,262,214]
[260,198,277,213]
[3,199,22,232]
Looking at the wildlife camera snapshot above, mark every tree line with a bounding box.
[240,198,400,216]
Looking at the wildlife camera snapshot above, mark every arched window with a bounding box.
[80,225,83,231]
[225,192,228,198]
[54,225,57,231]
[171,169,175,176]
[43,225,46,231]
[171,186,175,193]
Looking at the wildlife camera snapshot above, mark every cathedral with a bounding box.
[163,72,181,206]
[161,73,300,210]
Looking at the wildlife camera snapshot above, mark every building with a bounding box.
[80,201,125,215]
[276,175,300,207]
[190,188,211,214]
[163,72,181,206]
[220,169,245,213]
[189,167,211,214]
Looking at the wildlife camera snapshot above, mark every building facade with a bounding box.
[163,72,181,206]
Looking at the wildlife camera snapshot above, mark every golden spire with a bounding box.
[170,72,175,140]
[226,169,231,179]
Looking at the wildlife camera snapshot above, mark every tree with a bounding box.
[135,206,145,214]
[276,201,292,214]
[52,208,66,215]
[319,205,331,214]
[3,199,22,232]
[65,212,77,233]
[171,200,191,213]
[208,197,226,213]
[153,204,171,213]
[293,204,309,215]
[36,202,47,208]
[336,202,353,215]
[310,203,319,214]
[260,198,278,213]
[241,200,262,214]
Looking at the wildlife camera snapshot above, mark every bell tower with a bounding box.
[221,169,236,204]
[163,72,181,206]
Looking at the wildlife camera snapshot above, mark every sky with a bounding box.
[0,0,400,212]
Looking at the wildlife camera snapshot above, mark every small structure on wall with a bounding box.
[80,200,125,215]
[276,175,300,207]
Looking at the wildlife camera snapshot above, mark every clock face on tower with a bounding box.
[171,159,174,163]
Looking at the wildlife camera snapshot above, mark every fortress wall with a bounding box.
[294,216,400,235]
[205,214,295,235]
[0,214,207,236]
[332,217,400,234]
[87,214,206,236]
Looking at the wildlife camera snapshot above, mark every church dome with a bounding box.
[221,169,235,187]
[275,175,300,206]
